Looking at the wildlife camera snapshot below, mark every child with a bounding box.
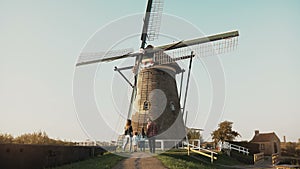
[139,127,146,152]
[132,132,138,152]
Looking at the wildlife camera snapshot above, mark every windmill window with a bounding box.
[143,101,150,110]
[170,101,175,111]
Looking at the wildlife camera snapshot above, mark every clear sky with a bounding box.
[1,0,299,142]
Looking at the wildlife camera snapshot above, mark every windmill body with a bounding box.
[131,52,186,141]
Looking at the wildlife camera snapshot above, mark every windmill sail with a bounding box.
[76,48,139,66]
[76,30,239,67]
[157,30,239,51]
[140,0,164,49]
[152,30,239,65]
[147,0,164,41]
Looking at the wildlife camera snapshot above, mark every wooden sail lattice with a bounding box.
[147,0,164,41]
[153,36,238,65]
[77,48,135,66]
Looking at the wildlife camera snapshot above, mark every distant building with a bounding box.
[250,130,281,156]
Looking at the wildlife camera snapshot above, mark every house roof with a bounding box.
[250,132,279,142]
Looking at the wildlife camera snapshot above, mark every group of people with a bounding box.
[122,118,158,153]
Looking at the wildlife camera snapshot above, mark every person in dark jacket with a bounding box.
[122,119,133,152]
[146,118,158,153]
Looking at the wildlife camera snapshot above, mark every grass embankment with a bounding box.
[156,149,244,169]
[53,149,246,169]
[52,152,125,169]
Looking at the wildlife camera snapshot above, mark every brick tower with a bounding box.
[131,61,186,140]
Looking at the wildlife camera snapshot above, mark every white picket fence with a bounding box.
[221,141,249,155]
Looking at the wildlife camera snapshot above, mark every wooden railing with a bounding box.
[254,152,264,164]
[272,153,280,165]
[183,140,218,163]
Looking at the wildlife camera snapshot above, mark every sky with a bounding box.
[1,0,300,142]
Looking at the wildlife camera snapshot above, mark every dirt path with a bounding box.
[112,152,167,169]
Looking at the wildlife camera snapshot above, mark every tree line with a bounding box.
[0,131,75,145]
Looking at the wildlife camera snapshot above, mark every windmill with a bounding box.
[76,0,239,145]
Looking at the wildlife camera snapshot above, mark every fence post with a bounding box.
[187,143,190,156]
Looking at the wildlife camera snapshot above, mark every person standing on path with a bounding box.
[146,118,158,153]
[132,132,138,152]
[139,127,146,152]
[122,119,133,152]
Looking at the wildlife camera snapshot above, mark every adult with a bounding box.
[147,118,158,153]
[122,119,133,152]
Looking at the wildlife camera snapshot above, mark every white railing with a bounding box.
[155,139,182,151]
[119,138,183,151]
[189,139,201,148]
[183,140,218,163]
[222,141,249,155]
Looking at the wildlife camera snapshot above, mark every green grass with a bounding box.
[156,149,245,169]
[228,151,254,164]
[207,152,244,166]
[156,150,216,169]
[51,149,248,169]
[52,152,126,169]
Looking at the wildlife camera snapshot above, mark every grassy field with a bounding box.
[52,152,125,169]
[52,149,246,169]
[156,151,215,169]
[156,149,244,169]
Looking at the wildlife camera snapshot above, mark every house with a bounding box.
[250,130,281,156]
